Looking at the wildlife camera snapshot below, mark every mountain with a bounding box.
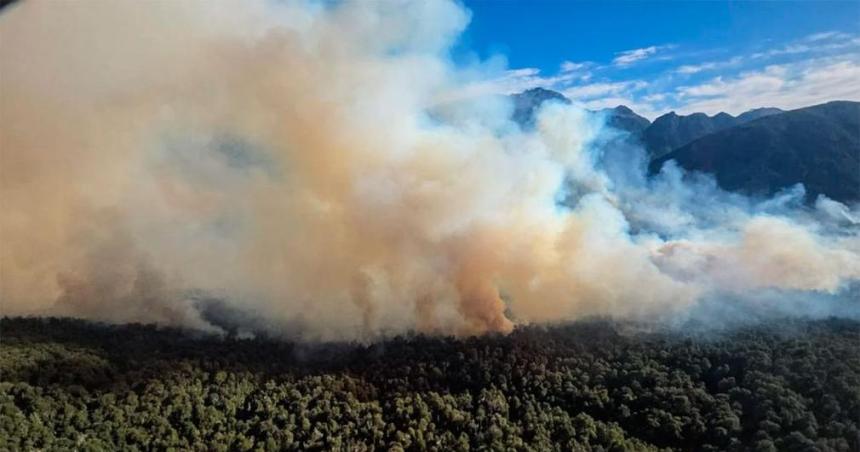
[650,101,860,203]
[510,88,650,135]
[736,107,783,123]
[508,89,785,155]
[507,88,858,203]
[643,108,783,159]
[644,112,728,159]
[599,105,651,135]
[511,87,570,126]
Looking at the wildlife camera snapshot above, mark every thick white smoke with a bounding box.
[1,0,858,340]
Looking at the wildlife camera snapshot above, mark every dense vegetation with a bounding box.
[1,317,859,451]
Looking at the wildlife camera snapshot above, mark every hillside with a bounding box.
[650,101,860,203]
[601,105,651,136]
[2,316,859,451]
[642,109,783,159]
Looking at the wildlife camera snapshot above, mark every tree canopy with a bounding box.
[1,317,858,451]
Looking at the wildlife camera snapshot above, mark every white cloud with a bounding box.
[751,31,859,60]
[804,31,851,42]
[562,80,647,100]
[560,60,587,72]
[676,63,716,75]
[677,65,787,98]
[559,60,593,81]
[612,45,663,66]
[450,32,860,120]
[675,56,743,75]
[752,44,811,59]
[672,58,860,115]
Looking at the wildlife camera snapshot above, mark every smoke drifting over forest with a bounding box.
[1,0,858,341]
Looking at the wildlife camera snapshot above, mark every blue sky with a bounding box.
[456,1,860,119]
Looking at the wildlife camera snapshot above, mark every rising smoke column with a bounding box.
[1,0,858,340]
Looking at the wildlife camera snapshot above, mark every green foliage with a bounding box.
[1,317,858,451]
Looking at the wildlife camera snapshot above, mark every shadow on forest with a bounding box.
[3,315,859,396]
[1,315,643,394]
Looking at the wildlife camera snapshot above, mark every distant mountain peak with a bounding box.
[510,88,570,126]
[520,87,567,98]
[509,89,652,134]
[601,105,651,135]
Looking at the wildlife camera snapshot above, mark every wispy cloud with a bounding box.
[643,93,666,103]
[675,56,743,75]
[646,31,860,116]
[560,60,588,73]
[563,80,647,100]
[750,30,858,60]
[673,57,860,115]
[673,31,859,78]
[456,30,859,120]
[612,45,671,66]
[804,31,851,42]
[559,60,593,81]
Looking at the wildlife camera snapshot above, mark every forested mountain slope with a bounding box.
[651,101,860,203]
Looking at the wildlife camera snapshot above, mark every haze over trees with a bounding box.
[2,317,859,451]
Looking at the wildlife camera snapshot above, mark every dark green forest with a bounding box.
[1,317,858,451]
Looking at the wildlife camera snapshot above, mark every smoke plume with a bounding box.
[1,0,858,340]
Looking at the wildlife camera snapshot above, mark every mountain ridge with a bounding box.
[509,88,858,204]
[650,100,860,203]
[509,88,784,149]
[643,108,784,158]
